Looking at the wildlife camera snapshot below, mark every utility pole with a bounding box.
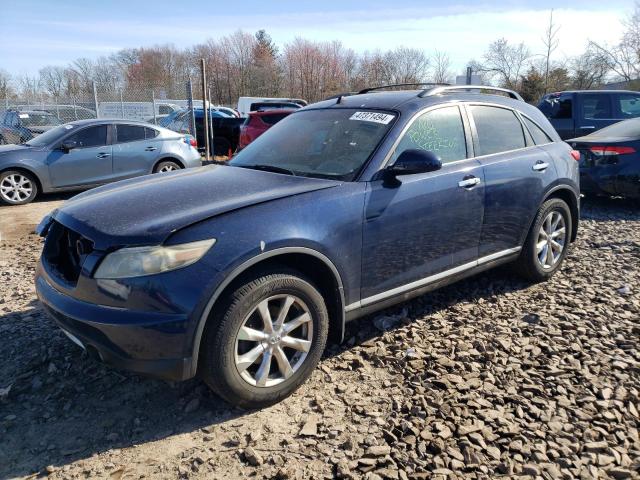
[200,59,210,161]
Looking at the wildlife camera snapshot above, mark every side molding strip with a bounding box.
[345,246,521,311]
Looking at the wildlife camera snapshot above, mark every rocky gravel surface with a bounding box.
[0,196,639,480]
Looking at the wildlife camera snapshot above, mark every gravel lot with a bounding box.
[0,196,638,480]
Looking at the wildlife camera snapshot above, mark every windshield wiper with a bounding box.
[240,164,297,176]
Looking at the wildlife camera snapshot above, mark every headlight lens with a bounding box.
[94,239,215,279]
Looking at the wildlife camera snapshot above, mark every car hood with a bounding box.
[53,165,341,249]
[0,144,33,155]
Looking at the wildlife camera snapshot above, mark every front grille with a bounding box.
[43,221,94,285]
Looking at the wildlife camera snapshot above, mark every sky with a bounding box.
[0,0,634,77]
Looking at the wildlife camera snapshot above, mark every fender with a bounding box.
[519,182,580,246]
[151,155,185,173]
[188,246,346,377]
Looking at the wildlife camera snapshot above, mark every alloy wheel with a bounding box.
[536,210,566,270]
[234,294,313,388]
[159,164,177,172]
[0,173,33,203]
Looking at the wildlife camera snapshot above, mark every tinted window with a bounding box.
[393,106,467,164]
[65,125,108,148]
[145,127,159,139]
[471,106,526,156]
[116,125,146,143]
[523,117,552,145]
[617,93,640,118]
[582,94,612,119]
[540,95,572,119]
[261,113,290,125]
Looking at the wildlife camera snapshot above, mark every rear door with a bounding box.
[111,124,162,180]
[577,93,615,136]
[539,93,575,139]
[468,104,556,257]
[47,124,113,188]
[361,105,485,302]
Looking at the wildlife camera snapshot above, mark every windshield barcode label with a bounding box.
[349,112,395,124]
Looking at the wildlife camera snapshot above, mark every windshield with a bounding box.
[25,124,76,147]
[590,118,640,138]
[230,108,396,180]
[21,113,61,127]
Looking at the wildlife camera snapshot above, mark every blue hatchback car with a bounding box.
[36,85,580,408]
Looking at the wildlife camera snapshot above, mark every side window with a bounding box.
[159,105,170,115]
[261,113,289,125]
[541,95,573,119]
[116,124,146,143]
[523,117,552,145]
[65,125,108,148]
[581,94,612,119]
[616,93,640,118]
[470,105,526,156]
[145,127,159,139]
[12,114,21,127]
[393,106,467,164]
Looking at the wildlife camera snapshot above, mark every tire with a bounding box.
[514,198,572,282]
[0,170,38,205]
[154,160,181,173]
[200,270,329,409]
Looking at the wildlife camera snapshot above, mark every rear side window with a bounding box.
[393,106,467,164]
[261,113,290,125]
[581,94,612,119]
[540,95,573,119]
[523,117,552,145]
[616,93,640,118]
[116,125,146,143]
[470,106,526,156]
[145,127,159,139]
[66,125,108,148]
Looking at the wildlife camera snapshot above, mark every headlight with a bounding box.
[94,239,215,279]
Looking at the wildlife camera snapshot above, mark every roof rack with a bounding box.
[419,85,523,101]
[358,83,450,94]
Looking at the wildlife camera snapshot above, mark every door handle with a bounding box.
[458,176,481,188]
[532,161,549,172]
[96,153,111,159]
[581,126,596,129]
[145,146,157,151]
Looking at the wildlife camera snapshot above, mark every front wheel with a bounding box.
[0,170,38,205]
[514,198,572,282]
[200,271,329,409]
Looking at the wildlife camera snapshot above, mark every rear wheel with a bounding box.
[154,160,181,173]
[0,170,38,205]
[514,198,571,282]
[200,271,329,409]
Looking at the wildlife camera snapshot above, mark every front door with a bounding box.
[47,124,113,188]
[361,105,485,302]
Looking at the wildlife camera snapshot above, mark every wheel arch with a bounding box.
[190,247,346,378]
[0,165,43,195]
[542,186,579,242]
[152,156,185,172]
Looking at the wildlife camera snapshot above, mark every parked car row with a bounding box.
[34,84,581,408]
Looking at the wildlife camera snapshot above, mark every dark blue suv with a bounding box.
[35,85,580,408]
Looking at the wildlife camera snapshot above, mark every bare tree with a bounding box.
[39,66,66,98]
[542,10,560,93]
[431,50,452,84]
[477,38,532,89]
[569,47,609,89]
[0,70,13,102]
[589,2,640,82]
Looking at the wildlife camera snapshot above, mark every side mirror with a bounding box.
[385,149,442,180]
[60,140,77,152]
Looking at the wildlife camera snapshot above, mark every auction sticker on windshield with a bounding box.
[349,111,395,124]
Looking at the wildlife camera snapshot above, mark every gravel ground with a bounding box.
[0,196,638,480]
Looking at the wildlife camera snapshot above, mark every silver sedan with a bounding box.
[0,119,202,205]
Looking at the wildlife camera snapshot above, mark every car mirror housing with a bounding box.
[60,140,77,152]
[385,149,442,182]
